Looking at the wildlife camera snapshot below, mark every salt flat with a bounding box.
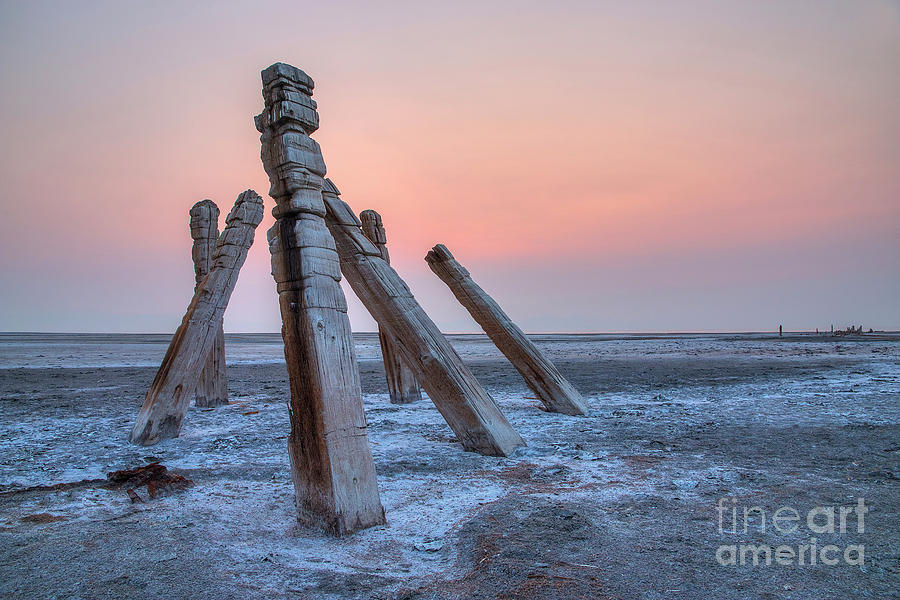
[0,333,898,599]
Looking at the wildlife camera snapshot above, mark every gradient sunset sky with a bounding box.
[1,0,898,333]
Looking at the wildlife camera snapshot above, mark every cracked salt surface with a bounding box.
[1,332,898,598]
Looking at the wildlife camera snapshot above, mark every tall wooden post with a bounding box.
[189,200,228,408]
[256,62,385,535]
[426,244,588,416]
[322,180,525,457]
[130,190,264,445]
[359,210,421,404]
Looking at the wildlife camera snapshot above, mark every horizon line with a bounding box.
[1,329,897,336]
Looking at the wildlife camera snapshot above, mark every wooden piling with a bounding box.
[426,244,588,416]
[323,180,525,457]
[256,63,385,534]
[130,190,264,445]
[189,199,228,408]
[359,210,421,404]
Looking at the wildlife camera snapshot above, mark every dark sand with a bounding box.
[1,334,898,599]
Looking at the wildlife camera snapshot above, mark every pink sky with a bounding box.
[1,1,898,332]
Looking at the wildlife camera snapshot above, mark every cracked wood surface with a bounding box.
[130,190,264,445]
[189,199,228,408]
[359,209,421,405]
[256,62,384,535]
[426,244,588,416]
[323,179,525,457]
[425,244,588,415]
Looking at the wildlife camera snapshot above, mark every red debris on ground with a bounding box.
[106,463,192,500]
[20,513,67,524]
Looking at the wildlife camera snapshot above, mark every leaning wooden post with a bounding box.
[426,244,588,416]
[256,62,385,534]
[359,210,421,404]
[189,200,228,408]
[130,191,264,445]
[322,180,525,457]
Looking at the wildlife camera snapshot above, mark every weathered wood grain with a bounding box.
[359,210,421,404]
[189,199,228,408]
[323,180,525,457]
[130,190,264,445]
[426,244,588,416]
[256,62,385,535]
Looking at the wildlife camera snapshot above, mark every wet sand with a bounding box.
[1,333,898,599]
